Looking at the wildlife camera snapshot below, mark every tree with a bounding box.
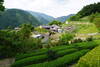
[49,20,62,26]
[0,0,5,11]
[18,24,34,39]
[59,33,74,45]
[69,15,80,21]
[0,24,42,59]
[77,2,100,18]
[69,2,100,21]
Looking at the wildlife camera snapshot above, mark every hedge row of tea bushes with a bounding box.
[12,48,78,67]
[76,45,100,67]
[12,41,99,67]
[15,45,74,60]
[16,41,98,61]
[73,41,97,49]
[25,49,89,67]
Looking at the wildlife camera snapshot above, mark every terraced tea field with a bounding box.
[11,41,99,67]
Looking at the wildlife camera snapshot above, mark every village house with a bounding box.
[40,25,62,33]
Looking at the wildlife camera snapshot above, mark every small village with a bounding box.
[0,1,100,67]
[13,21,100,49]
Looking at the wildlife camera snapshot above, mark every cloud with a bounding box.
[4,0,100,17]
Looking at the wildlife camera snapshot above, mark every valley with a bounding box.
[0,1,100,67]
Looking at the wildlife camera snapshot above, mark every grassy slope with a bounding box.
[75,45,100,67]
[62,21,99,39]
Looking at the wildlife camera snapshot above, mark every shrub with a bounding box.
[86,36,93,41]
[59,33,74,45]
[47,50,58,61]
[73,41,98,49]
[57,48,78,57]
[12,55,48,67]
[15,49,47,61]
[12,48,78,67]
[25,49,89,67]
[15,41,98,61]
[48,20,62,25]
[73,39,83,43]
[15,45,73,60]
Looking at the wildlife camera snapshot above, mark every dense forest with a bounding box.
[69,2,100,21]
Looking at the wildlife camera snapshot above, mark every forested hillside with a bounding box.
[69,2,100,30]
[28,11,55,24]
[0,9,41,29]
[69,2,100,21]
[55,14,74,22]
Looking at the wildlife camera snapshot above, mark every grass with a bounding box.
[76,45,100,67]
[77,23,98,34]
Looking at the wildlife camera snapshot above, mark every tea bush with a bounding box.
[12,48,78,67]
[25,49,89,67]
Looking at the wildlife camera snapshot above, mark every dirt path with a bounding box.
[0,58,15,67]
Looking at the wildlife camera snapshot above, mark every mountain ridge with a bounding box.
[0,9,41,29]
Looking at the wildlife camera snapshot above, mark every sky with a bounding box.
[4,0,100,18]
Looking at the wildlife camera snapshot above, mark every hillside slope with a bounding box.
[55,14,75,22]
[28,11,55,24]
[0,9,41,29]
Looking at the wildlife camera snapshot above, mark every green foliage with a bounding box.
[18,24,34,39]
[59,33,74,45]
[89,13,96,22]
[11,41,98,67]
[47,50,58,61]
[0,24,41,59]
[73,41,98,50]
[86,36,93,41]
[15,45,73,61]
[15,41,98,61]
[11,55,48,67]
[69,15,80,21]
[25,49,89,67]
[49,20,62,26]
[76,46,100,67]
[15,50,47,61]
[77,23,98,34]
[77,2,100,18]
[57,48,78,57]
[12,48,78,67]
[35,27,49,33]
[69,2,100,21]
[92,13,100,30]
[0,30,16,58]
[0,9,41,29]
[0,0,4,11]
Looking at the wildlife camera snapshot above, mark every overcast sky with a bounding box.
[4,0,100,17]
